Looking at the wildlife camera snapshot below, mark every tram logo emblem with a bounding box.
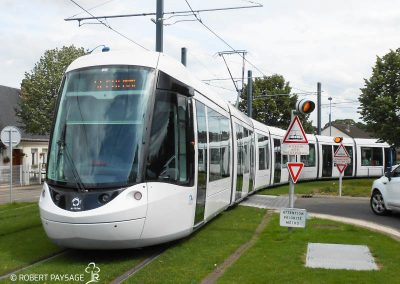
[72,197,81,207]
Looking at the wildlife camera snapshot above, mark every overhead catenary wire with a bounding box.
[183,0,267,78]
[68,0,149,50]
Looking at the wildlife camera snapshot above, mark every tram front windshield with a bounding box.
[47,66,155,189]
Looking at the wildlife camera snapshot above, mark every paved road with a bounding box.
[0,184,42,204]
[295,196,400,231]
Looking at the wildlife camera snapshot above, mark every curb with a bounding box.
[308,213,400,241]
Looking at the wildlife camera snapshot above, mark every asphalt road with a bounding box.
[295,196,400,231]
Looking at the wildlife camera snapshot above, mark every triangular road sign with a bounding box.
[337,164,348,174]
[334,144,350,158]
[283,116,308,144]
[287,162,304,183]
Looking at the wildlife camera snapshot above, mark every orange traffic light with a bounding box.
[334,137,343,143]
[296,99,315,114]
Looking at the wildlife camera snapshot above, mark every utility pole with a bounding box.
[317,82,322,135]
[181,47,187,66]
[156,0,163,52]
[247,70,253,118]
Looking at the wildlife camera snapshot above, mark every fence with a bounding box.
[0,165,43,187]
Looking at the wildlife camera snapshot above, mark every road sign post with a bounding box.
[1,126,21,203]
[282,115,308,231]
[333,144,350,197]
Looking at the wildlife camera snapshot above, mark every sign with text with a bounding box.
[282,116,309,155]
[280,208,307,228]
[333,144,351,164]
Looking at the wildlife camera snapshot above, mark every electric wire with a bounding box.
[66,0,118,19]
[69,0,149,50]
[184,0,267,78]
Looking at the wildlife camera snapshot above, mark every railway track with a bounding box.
[0,250,68,281]
[110,245,167,284]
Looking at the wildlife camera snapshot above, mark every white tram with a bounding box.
[39,49,393,249]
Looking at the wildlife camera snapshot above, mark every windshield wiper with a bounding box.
[57,124,87,192]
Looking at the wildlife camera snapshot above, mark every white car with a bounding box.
[370,165,400,215]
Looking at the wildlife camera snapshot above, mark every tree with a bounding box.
[323,119,367,130]
[17,45,86,135]
[239,74,314,133]
[359,48,400,147]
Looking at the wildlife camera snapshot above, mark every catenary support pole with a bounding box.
[247,70,253,118]
[181,47,187,66]
[9,131,13,203]
[317,82,321,135]
[156,0,163,52]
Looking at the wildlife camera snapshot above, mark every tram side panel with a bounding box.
[269,127,289,185]
[354,138,387,177]
[298,134,318,181]
[194,98,232,221]
[316,136,355,179]
[254,131,272,190]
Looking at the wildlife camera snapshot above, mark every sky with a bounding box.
[1,0,400,128]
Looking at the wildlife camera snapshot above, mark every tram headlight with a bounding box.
[99,193,110,204]
[133,191,142,200]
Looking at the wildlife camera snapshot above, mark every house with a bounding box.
[321,124,374,139]
[0,85,49,173]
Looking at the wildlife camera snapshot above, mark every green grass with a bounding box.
[217,214,400,284]
[125,207,265,284]
[258,178,375,197]
[0,203,62,276]
[0,249,152,284]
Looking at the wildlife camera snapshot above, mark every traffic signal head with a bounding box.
[296,99,315,114]
[334,137,343,143]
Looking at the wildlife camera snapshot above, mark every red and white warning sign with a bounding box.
[282,116,309,155]
[336,164,348,174]
[287,162,304,183]
[333,144,351,164]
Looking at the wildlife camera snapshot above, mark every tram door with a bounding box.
[273,139,281,183]
[194,102,207,225]
[322,145,333,177]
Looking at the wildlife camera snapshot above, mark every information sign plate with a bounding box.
[282,144,309,155]
[280,208,307,228]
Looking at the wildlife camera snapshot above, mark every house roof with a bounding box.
[0,85,49,143]
[324,124,374,139]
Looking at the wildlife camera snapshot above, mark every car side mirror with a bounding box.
[385,170,392,181]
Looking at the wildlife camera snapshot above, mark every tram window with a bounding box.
[146,91,194,185]
[301,144,316,167]
[236,124,244,194]
[208,108,230,181]
[361,147,383,166]
[258,134,269,170]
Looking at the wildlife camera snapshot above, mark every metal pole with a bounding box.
[328,97,332,136]
[339,172,342,197]
[288,112,296,232]
[181,47,187,66]
[9,130,12,203]
[156,0,163,52]
[317,82,321,135]
[247,70,253,118]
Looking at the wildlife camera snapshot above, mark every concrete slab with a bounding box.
[306,243,378,271]
[241,195,293,209]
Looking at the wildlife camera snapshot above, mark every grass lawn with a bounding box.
[217,214,400,284]
[125,206,265,284]
[258,178,375,197]
[0,203,61,276]
[1,249,152,284]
